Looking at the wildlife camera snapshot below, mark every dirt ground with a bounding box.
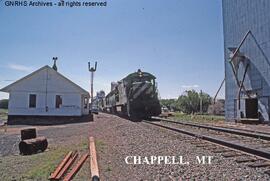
[0,121,92,181]
[1,113,270,180]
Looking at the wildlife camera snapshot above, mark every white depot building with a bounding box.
[0,64,90,125]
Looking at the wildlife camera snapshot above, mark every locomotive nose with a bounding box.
[131,82,153,99]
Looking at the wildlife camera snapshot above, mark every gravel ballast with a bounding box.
[1,113,270,180]
[89,113,270,180]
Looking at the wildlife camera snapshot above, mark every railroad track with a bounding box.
[142,118,270,170]
[151,117,270,140]
[153,117,270,136]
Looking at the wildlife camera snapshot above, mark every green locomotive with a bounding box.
[104,69,161,119]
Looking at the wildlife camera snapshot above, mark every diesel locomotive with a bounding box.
[103,69,161,119]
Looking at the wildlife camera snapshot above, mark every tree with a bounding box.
[0,99,8,109]
[160,99,178,111]
[208,99,225,115]
[177,90,211,114]
[200,91,212,112]
[97,90,105,98]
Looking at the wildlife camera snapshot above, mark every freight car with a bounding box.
[103,69,161,119]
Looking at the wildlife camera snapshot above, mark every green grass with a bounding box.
[78,138,89,150]
[95,139,106,153]
[0,138,90,181]
[0,109,8,121]
[105,165,112,172]
[0,147,69,181]
[22,147,69,180]
[172,112,224,123]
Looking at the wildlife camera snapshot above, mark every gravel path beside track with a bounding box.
[1,113,270,180]
[89,113,270,180]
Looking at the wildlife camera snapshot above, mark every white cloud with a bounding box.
[181,84,200,89]
[161,94,178,99]
[7,63,33,73]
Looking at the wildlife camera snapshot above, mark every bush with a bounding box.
[0,99,8,109]
[160,99,178,111]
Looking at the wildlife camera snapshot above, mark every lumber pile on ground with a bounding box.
[49,137,100,181]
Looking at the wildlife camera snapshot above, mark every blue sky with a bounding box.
[0,0,224,99]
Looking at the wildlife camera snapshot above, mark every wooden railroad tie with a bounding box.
[89,137,100,181]
[63,153,89,181]
[235,157,256,163]
[49,151,73,180]
[212,149,231,153]
[264,170,270,175]
[49,136,100,181]
[248,161,270,168]
[222,152,242,158]
[55,152,78,180]
[195,144,212,148]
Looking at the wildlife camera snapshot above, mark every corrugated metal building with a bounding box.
[222,0,270,122]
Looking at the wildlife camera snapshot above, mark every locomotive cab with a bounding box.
[125,70,161,119]
[103,69,161,120]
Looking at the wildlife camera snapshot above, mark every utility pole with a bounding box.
[88,61,97,111]
[200,90,203,114]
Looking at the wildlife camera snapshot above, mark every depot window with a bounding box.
[29,94,36,108]
[84,97,88,108]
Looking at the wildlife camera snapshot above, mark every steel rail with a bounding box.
[151,117,270,141]
[208,124,270,136]
[142,120,270,160]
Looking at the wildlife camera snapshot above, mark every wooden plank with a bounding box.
[55,152,78,180]
[49,151,73,180]
[63,153,89,181]
[89,137,100,181]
